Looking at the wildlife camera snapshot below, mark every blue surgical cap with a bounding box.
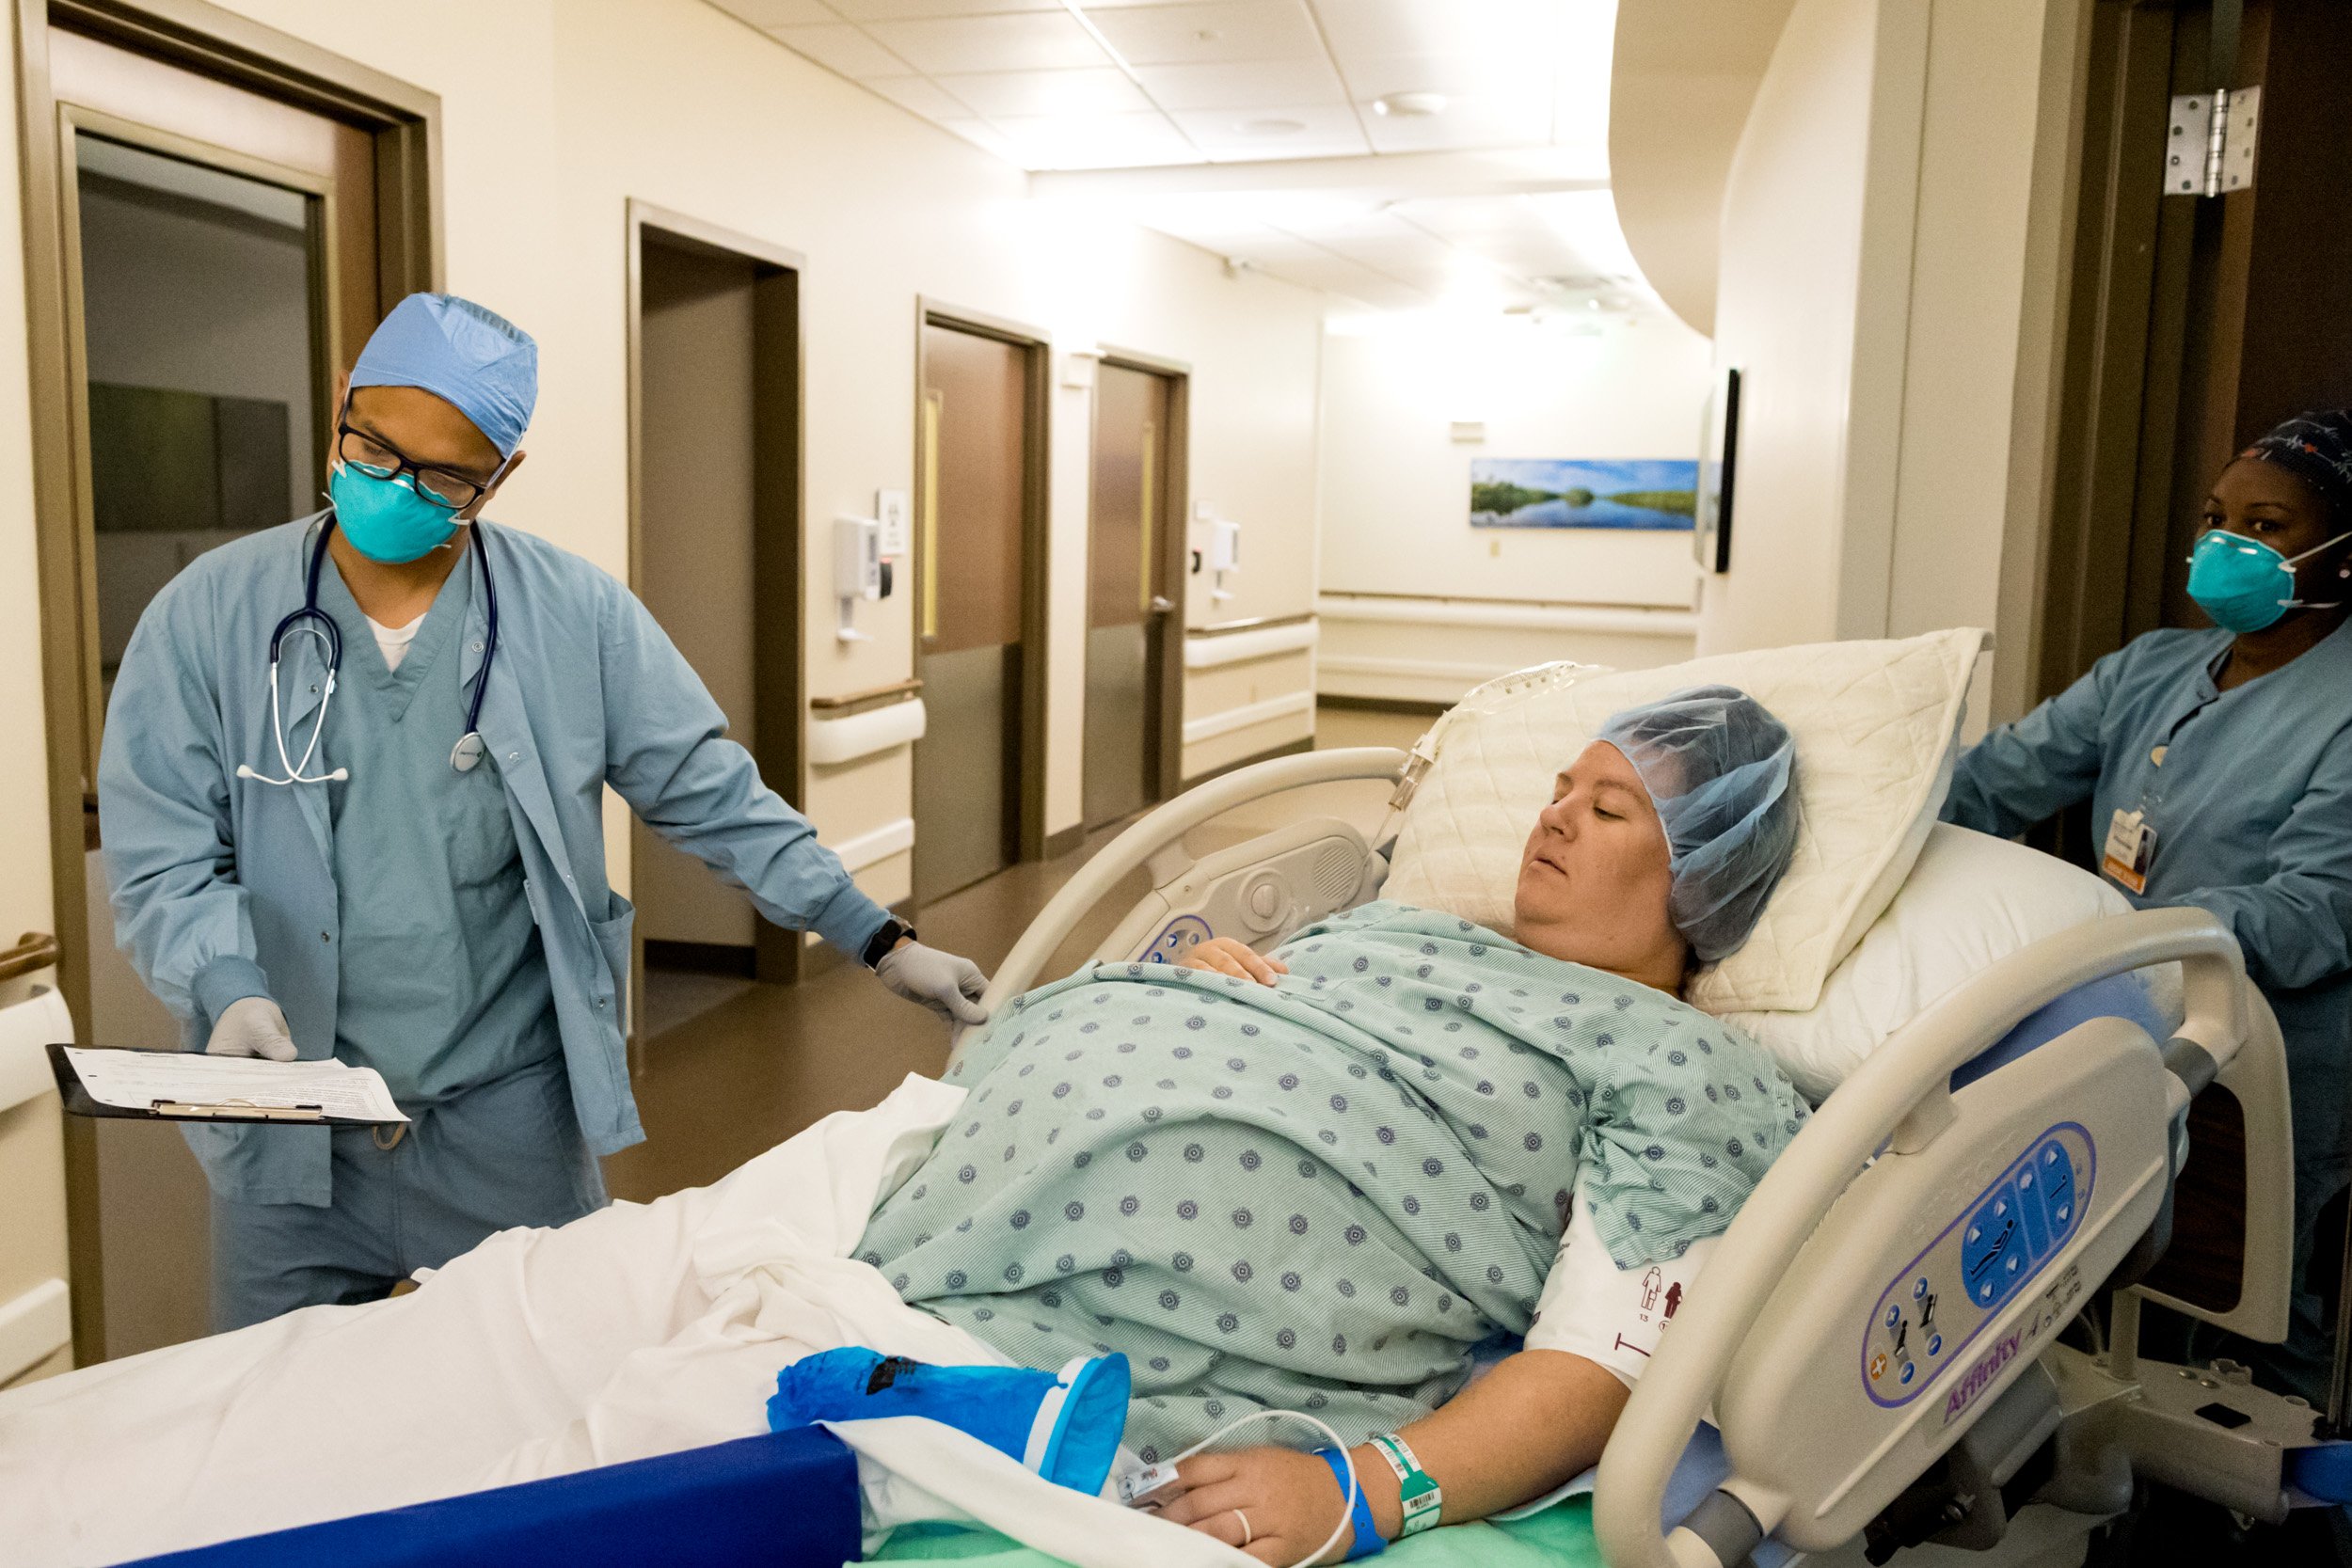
[349,293,537,457]
[1596,684,1799,963]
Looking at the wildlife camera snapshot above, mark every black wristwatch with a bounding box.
[861,916,916,970]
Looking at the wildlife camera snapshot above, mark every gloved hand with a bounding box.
[205,996,299,1061]
[874,941,990,1028]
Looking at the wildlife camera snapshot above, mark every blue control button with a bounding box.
[1928,1333,1944,1357]
[1899,1361,1915,1385]
[1963,1183,2029,1309]
[1914,1276,1930,1300]
[1884,1304,1902,1330]
[2040,1142,2076,1238]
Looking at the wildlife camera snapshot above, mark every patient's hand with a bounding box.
[1182,937,1289,987]
[1159,1445,1356,1564]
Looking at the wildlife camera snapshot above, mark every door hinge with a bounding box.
[2164,86,2260,197]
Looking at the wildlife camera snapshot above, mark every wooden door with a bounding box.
[1084,363,1175,828]
[47,24,386,1362]
[914,323,1035,903]
[2040,0,2352,689]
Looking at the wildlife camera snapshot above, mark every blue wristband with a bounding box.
[1315,1446,1386,1560]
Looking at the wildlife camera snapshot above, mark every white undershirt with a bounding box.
[367,612,426,672]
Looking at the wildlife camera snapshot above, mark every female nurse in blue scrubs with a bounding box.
[99,293,992,1330]
[1943,409,2352,1398]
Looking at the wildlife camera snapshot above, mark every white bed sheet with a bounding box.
[0,1074,1250,1568]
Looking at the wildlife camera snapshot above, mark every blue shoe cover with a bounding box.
[767,1348,1131,1497]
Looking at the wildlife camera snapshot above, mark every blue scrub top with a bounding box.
[98,514,892,1206]
[313,550,562,1105]
[1942,619,2352,1168]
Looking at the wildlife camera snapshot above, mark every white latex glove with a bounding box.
[205,996,299,1061]
[874,941,991,1028]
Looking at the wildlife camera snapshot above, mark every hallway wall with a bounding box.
[1315,312,1710,703]
[1697,0,2086,728]
[0,0,1328,958]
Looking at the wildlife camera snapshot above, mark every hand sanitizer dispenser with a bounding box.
[835,515,887,641]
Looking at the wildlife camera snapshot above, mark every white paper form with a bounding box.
[62,1048,408,1123]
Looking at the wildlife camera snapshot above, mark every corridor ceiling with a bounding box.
[712,1,1651,320]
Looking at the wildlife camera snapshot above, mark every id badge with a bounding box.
[2102,808,2156,895]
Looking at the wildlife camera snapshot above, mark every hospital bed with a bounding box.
[16,640,2348,1568]
[965,652,2339,1567]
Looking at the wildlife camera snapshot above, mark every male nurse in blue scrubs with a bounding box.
[1943,409,2352,1398]
[100,293,990,1329]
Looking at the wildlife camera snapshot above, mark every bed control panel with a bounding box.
[1099,817,1377,968]
[1861,1122,2095,1410]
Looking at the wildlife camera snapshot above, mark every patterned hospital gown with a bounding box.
[858,901,1808,1458]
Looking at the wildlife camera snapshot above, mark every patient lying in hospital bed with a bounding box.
[864,688,1809,1559]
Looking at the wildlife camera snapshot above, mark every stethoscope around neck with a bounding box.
[235,514,501,787]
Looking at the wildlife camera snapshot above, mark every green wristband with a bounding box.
[1369,1432,1441,1538]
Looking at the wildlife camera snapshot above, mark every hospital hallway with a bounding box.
[606,704,1424,1201]
[14,0,2352,1562]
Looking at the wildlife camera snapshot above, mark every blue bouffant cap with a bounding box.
[349,293,537,457]
[1596,685,1800,963]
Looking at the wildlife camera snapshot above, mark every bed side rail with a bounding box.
[962,749,1409,1055]
[1593,907,2252,1568]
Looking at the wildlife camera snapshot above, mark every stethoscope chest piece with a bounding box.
[451,731,486,773]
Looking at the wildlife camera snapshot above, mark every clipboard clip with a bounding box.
[149,1099,327,1122]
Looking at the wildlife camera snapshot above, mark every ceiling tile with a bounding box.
[1310,0,1577,69]
[934,117,1028,162]
[1087,1,1325,66]
[1132,56,1348,110]
[771,22,915,76]
[989,110,1200,167]
[862,10,1113,71]
[934,65,1152,115]
[1335,51,1553,103]
[1169,103,1368,160]
[711,0,841,24]
[1362,94,1551,154]
[829,0,1060,17]
[862,74,982,117]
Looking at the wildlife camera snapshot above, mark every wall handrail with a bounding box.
[1189,610,1315,637]
[1317,593,1698,637]
[0,933,60,985]
[809,676,923,714]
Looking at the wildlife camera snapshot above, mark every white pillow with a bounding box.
[1385,627,1986,1013]
[1716,824,2183,1101]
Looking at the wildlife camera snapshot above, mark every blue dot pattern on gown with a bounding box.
[858,900,1808,1459]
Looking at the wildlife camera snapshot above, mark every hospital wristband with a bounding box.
[1314,1446,1386,1560]
[1368,1432,1441,1538]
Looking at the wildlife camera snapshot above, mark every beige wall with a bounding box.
[1312,312,1710,705]
[1696,0,2083,728]
[1317,317,1712,610]
[0,0,1328,954]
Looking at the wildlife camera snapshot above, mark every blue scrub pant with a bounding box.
[209,1056,608,1332]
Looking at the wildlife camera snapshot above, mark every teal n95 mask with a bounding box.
[328,462,463,564]
[2185,527,2352,634]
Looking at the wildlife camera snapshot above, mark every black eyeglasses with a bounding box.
[335,421,497,510]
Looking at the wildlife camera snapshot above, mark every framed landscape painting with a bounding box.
[1468,457,1698,531]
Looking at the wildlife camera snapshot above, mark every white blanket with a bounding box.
[0,1075,1250,1568]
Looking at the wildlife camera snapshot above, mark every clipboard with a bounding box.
[46,1043,408,1127]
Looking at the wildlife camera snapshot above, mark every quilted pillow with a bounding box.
[1720,824,2182,1101]
[1384,626,1987,1014]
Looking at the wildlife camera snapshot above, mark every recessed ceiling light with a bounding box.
[1240,118,1306,137]
[1373,91,1448,119]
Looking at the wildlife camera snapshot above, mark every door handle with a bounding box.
[1148,596,1175,614]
